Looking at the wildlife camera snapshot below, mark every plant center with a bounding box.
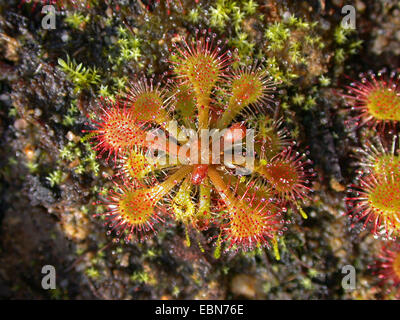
[118,190,156,225]
[368,180,400,216]
[367,86,400,121]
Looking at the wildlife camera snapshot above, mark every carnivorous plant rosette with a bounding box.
[87,30,315,255]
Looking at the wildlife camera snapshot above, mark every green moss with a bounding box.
[243,0,258,15]
[300,277,313,290]
[58,57,100,93]
[46,170,64,187]
[263,17,326,86]
[188,7,200,23]
[130,271,150,284]
[65,12,90,30]
[8,106,18,117]
[85,267,100,280]
[319,75,331,87]
[26,160,39,173]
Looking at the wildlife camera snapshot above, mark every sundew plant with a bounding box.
[88,30,315,255]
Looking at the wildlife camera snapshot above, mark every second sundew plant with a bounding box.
[341,69,400,131]
[373,241,400,298]
[88,30,315,255]
[346,134,400,239]
[340,69,400,240]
